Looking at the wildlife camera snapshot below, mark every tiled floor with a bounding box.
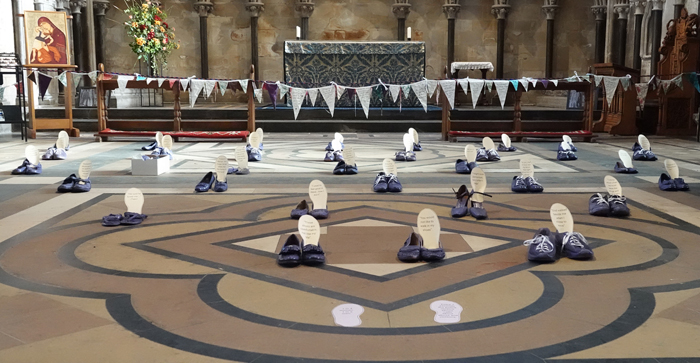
[1,131,700,362]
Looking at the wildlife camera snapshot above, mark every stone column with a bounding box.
[613,0,630,66]
[93,0,108,68]
[650,0,665,75]
[393,0,411,41]
[194,1,213,79]
[443,0,461,78]
[592,0,608,64]
[542,0,558,78]
[630,0,646,70]
[673,0,685,19]
[33,0,56,10]
[295,0,314,40]
[246,0,264,81]
[491,0,510,79]
[70,0,87,71]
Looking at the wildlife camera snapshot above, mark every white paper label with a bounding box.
[78,160,92,179]
[403,133,413,152]
[638,134,651,151]
[501,133,511,148]
[604,175,622,196]
[520,158,534,178]
[331,139,342,152]
[155,131,164,147]
[334,132,344,143]
[417,209,440,250]
[619,150,633,168]
[124,188,144,214]
[298,214,320,246]
[482,137,495,151]
[465,145,477,163]
[249,132,261,149]
[344,145,356,166]
[235,146,248,171]
[331,304,364,327]
[256,128,264,144]
[665,159,680,179]
[410,127,419,143]
[214,155,229,182]
[58,130,69,148]
[308,179,327,210]
[430,300,463,324]
[25,145,39,165]
[470,167,487,202]
[162,135,173,151]
[550,203,574,233]
[563,135,572,144]
[383,158,397,176]
[56,136,67,150]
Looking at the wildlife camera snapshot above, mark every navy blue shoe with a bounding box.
[404,151,417,161]
[373,173,389,192]
[42,148,56,160]
[497,143,517,152]
[121,212,147,225]
[469,201,488,220]
[277,234,302,267]
[195,172,216,192]
[101,214,123,227]
[345,163,358,175]
[301,242,326,265]
[227,166,238,175]
[141,141,158,151]
[387,173,402,193]
[674,178,690,191]
[608,195,630,217]
[523,228,558,262]
[333,151,344,162]
[557,150,577,161]
[614,161,638,174]
[413,142,422,151]
[451,185,470,218]
[589,193,610,216]
[71,178,91,193]
[333,161,346,175]
[25,162,42,175]
[325,142,343,151]
[659,173,677,191]
[324,151,334,162]
[560,232,594,260]
[57,174,78,193]
[476,148,489,162]
[420,242,446,262]
[247,148,262,162]
[395,151,406,161]
[455,159,471,174]
[486,149,500,161]
[398,233,422,262]
[291,200,310,219]
[632,142,642,152]
[467,161,479,171]
[11,159,30,175]
[310,208,329,220]
[568,143,578,152]
[524,176,544,193]
[511,176,528,193]
[212,178,228,192]
[644,150,657,161]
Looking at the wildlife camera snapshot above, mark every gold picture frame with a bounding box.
[23,10,72,68]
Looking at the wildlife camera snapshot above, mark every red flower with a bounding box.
[163,22,168,28]
[147,32,155,40]
[139,24,146,30]
[163,38,168,44]
[154,15,162,22]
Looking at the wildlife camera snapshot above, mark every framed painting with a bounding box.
[23,11,71,68]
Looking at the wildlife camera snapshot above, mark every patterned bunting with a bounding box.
[690,72,700,93]
[410,80,428,112]
[189,80,204,107]
[265,82,278,108]
[307,88,319,106]
[278,82,289,99]
[458,79,470,96]
[603,76,619,107]
[594,75,604,87]
[254,88,263,103]
[468,79,485,109]
[291,87,306,119]
[117,75,133,91]
[157,78,166,87]
[493,80,510,109]
[239,79,248,93]
[146,77,155,85]
[635,83,650,110]
[661,80,673,94]
[541,80,549,89]
[427,80,438,98]
[518,79,529,92]
[180,78,190,91]
[335,85,345,100]
[529,78,537,88]
[37,73,53,100]
[389,85,401,103]
[672,74,684,90]
[218,81,229,96]
[88,71,99,83]
[57,72,67,87]
[356,86,372,119]
[168,79,177,89]
[438,80,456,110]
[320,85,336,117]
[203,80,216,99]
[484,80,493,93]
[73,72,86,90]
[401,84,412,99]
[551,80,559,87]
[619,77,631,91]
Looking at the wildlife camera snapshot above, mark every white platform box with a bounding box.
[131,156,170,176]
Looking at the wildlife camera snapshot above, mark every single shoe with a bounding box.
[57,174,78,193]
[24,162,42,175]
[141,141,158,151]
[469,200,488,220]
[227,166,238,175]
[247,148,262,162]
[71,178,91,193]
[333,161,346,175]
[395,151,406,161]
[560,231,594,260]
[277,234,302,267]
[41,148,56,160]
[511,176,528,193]
[345,163,358,175]
[486,149,501,161]
[613,161,638,174]
[523,228,558,262]
[674,178,690,191]
[387,173,403,193]
[101,214,123,227]
[413,142,422,151]
[291,200,310,219]
[52,148,68,160]
[212,178,228,192]
[451,185,471,218]
[121,212,148,225]
[420,240,446,262]
[236,168,250,175]
[588,193,610,216]
[497,143,517,152]
[643,150,657,161]
[475,148,488,162]
[632,142,647,161]
[467,161,479,171]
[195,171,216,192]
[658,173,677,191]
[333,151,344,162]
[324,151,335,162]
[404,151,417,162]
[455,159,471,174]
[373,172,389,193]
[11,159,30,175]
[524,176,544,193]
[607,195,630,217]
[301,242,326,265]
[310,208,329,220]
[397,232,422,262]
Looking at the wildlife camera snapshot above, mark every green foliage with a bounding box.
[121,0,179,74]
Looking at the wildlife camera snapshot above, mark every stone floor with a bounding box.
[1,131,700,362]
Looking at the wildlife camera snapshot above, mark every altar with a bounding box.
[284,41,425,107]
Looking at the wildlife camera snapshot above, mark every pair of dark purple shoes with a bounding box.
[57,174,91,193]
[11,159,42,175]
[659,173,689,191]
[195,171,227,192]
[523,228,593,263]
[395,151,416,161]
[476,148,500,162]
[511,176,544,193]
[277,234,325,267]
[589,193,630,217]
[613,162,637,174]
[455,159,479,174]
[397,232,445,262]
[632,142,657,161]
[101,212,148,226]
[290,200,329,220]
[324,151,343,162]
[450,185,491,220]
[373,173,402,193]
[333,161,358,175]
[497,143,517,152]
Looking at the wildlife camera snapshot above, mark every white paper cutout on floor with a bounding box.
[162,135,174,151]
[417,209,440,250]
[331,139,342,152]
[331,304,364,327]
[430,300,463,324]
[235,146,248,171]
[465,145,477,163]
[403,133,413,152]
[409,128,419,144]
[124,188,144,214]
[256,128,264,146]
[344,146,356,166]
[563,135,572,145]
[605,175,622,196]
[334,132,344,143]
[639,134,651,151]
[309,180,328,210]
[25,145,39,165]
[470,168,487,203]
[155,131,164,147]
[214,155,229,183]
[619,150,634,168]
[502,133,511,148]
[520,158,534,178]
[249,132,261,150]
[56,136,67,150]
[79,160,92,180]
[550,203,574,234]
[665,159,680,179]
[482,137,495,151]
[58,130,69,149]
[298,214,320,246]
[383,158,397,176]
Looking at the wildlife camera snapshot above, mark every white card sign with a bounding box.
[214,155,229,182]
[470,167,487,203]
[520,158,534,178]
[465,145,477,163]
[619,150,634,168]
[249,132,261,149]
[409,127,419,143]
[331,304,364,327]
[25,145,39,165]
[550,203,574,234]
[155,131,164,147]
[162,135,173,150]
[344,146,356,166]
[56,136,67,150]
[383,158,397,176]
[78,160,92,179]
[256,128,264,145]
[331,139,342,152]
[417,209,440,250]
[501,134,511,148]
[308,180,328,210]
[665,159,680,179]
[483,137,495,151]
[403,133,413,152]
[334,132,344,143]
[604,175,622,196]
[124,188,144,214]
[235,146,249,171]
[430,300,463,324]
[58,130,69,148]
[563,135,572,144]
[638,134,651,151]
[298,214,321,246]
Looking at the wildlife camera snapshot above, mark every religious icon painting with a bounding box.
[23,11,71,67]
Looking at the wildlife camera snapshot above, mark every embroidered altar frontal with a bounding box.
[284,41,426,107]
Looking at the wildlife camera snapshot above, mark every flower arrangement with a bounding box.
[121,0,179,74]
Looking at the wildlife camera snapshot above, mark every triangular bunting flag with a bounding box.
[146,77,155,85]
[438,80,456,110]
[218,81,229,96]
[239,79,249,93]
[485,80,493,93]
[690,72,700,93]
[410,80,428,112]
[510,80,519,91]
[661,80,672,94]
[529,78,537,88]
[203,80,216,99]
[265,82,278,108]
[291,87,306,119]
[57,72,67,87]
[458,79,470,96]
[278,82,289,99]
[635,83,650,110]
[427,80,438,98]
[519,79,529,92]
[401,84,412,99]
[620,77,631,91]
[356,86,372,119]
[552,80,559,87]
[307,88,319,106]
[27,71,36,85]
[603,76,619,107]
[389,85,401,103]
[336,85,345,100]
[168,79,177,89]
[320,85,336,117]
[494,80,510,109]
[541,80,549,89]
[38,73,53,100]
[135,74,146,82]
[254,88,263,103]
[180,78,190,91]
[594,75,603,87]
[672,74,684,90]
[72,72,86,90]
[117,75,133,91]
[468,79,485,109]
[88,71,98,83]
[189,80,205,107]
